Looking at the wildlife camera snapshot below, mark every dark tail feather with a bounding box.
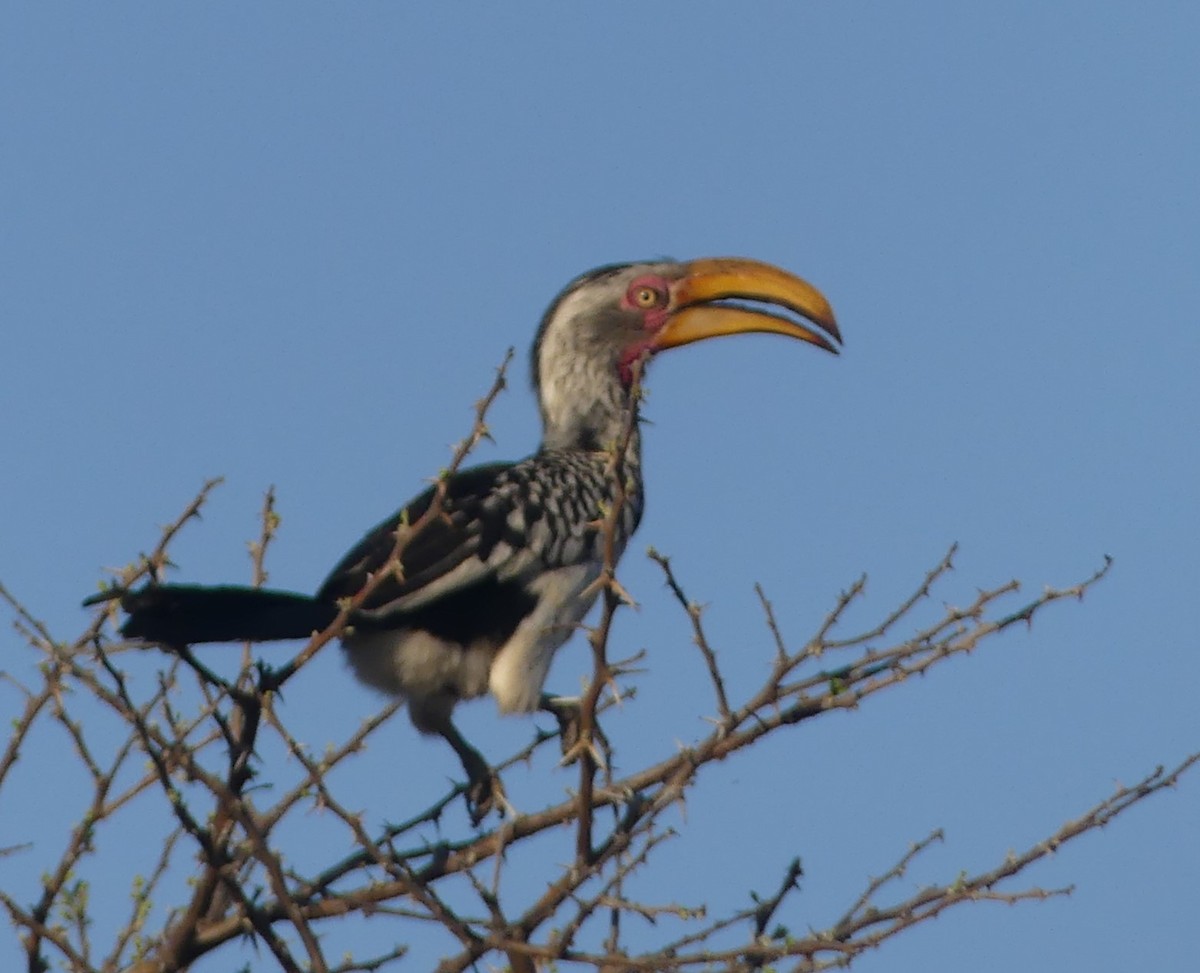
[119,585,339,645]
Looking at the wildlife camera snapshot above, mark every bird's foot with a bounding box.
[540,694,611,771]
[455,746,515,825]
[464,766,513,826]
[442,724,514,825]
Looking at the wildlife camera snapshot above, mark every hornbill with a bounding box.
[105,257,840,820]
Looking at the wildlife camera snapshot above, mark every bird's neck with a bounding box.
[537,367,642,459]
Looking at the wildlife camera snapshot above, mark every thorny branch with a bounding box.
[264,347,517,691]
[1,359,1194,972]
[572,354,646,868]
[648,548,731,724]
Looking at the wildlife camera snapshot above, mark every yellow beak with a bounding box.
[653,257,841,355]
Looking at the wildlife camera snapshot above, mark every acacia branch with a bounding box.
[5,358,1194,973]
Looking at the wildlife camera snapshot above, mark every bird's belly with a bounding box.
[341,628,495,710]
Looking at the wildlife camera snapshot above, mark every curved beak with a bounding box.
[653,257,841,355]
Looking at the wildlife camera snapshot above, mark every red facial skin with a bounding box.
[617,274,675,385]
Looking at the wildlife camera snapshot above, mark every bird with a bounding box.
[105,257,840,820]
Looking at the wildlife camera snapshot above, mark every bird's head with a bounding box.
[533,257,841,451]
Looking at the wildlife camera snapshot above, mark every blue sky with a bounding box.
[2,4,1197,970]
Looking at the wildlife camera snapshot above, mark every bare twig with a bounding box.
[649,549,731,725]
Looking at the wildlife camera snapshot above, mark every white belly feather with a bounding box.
[340,561,601,733]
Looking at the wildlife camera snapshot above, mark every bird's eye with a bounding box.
[631,285,664,309]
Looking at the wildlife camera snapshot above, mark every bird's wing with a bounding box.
[316,461,543,620]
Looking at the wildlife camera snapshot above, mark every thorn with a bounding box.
[560,735,608,773]
[607,575,639,608]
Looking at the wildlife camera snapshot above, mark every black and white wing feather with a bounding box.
[319,451,643,639]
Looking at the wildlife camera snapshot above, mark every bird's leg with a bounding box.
[437,719,509,825]
[539,693,610,771]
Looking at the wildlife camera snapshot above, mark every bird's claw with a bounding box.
[541,694,611,772]
[463,762,512,825]
[560,734,608,772]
